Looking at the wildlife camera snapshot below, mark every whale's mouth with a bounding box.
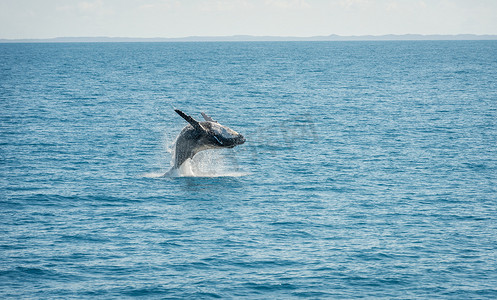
[228,136,245,148]
[214,134,245,148]
[232,135,245,146]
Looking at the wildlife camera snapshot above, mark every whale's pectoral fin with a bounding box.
[175,109,204,131]
[201,112,217,123]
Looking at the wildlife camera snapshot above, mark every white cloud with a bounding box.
[338,0,371,9]
[139,0,181,11]
[78,1,100,12]
[265,0,311,10]
[199,0,254,12]
[55,0,114,15]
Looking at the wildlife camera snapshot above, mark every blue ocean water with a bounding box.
[1,41,497,298]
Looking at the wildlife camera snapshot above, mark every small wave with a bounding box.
[0,266,80,282]
[141,172,166,178]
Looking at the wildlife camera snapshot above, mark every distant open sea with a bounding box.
[1,41,496,299]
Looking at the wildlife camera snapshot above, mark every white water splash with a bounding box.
[160,150,249,178]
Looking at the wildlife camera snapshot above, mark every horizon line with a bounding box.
[1,33,497,43]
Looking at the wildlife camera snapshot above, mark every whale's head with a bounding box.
[202,121,245,148]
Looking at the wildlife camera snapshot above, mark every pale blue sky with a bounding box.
[1,0,496,39]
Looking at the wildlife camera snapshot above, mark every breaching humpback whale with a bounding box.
[169,109,245,170]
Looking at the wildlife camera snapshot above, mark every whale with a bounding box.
[168,109,245,171]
